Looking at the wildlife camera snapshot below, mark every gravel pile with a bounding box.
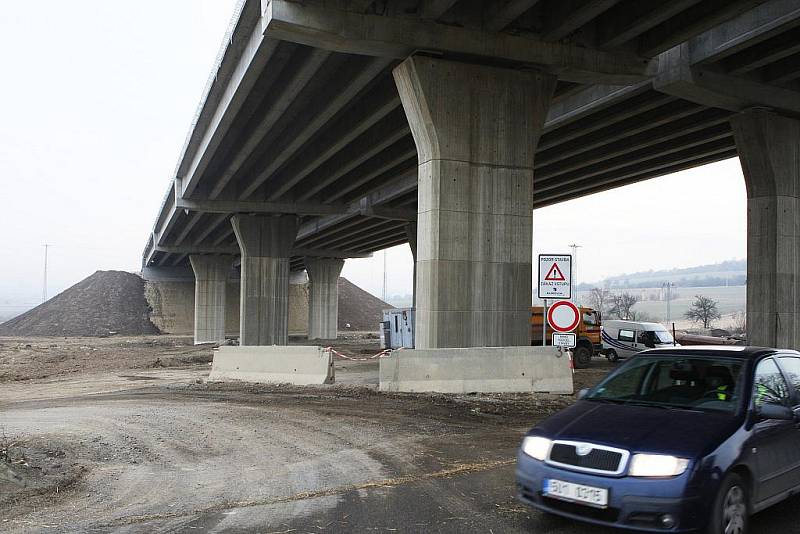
[0,271,160,337]
[338,277,393,331]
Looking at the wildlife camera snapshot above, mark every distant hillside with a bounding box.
[579,259,746,290]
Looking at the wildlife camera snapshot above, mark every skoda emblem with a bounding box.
[576,444,593,456]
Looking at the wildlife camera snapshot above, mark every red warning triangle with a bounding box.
[544,262,566,281]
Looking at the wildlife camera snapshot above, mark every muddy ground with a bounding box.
[1,337,796,533]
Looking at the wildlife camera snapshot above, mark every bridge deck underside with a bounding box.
[145,0,800,270]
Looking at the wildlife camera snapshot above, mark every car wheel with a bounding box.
[606,349,619,362]
[573,345,592,369]
[708,473,749,534]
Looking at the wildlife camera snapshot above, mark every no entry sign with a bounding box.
[538,254,572,299]
[547,300,581,333]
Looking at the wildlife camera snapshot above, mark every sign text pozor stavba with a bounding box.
[538,254,572,299]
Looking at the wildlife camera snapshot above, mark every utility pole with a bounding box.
[42,244,50,303]
[662,282,675,323]
[569,243,582,305]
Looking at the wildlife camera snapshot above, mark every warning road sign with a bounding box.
[538,254,572,299]
[547,300,580,333]
[544,262,566,281]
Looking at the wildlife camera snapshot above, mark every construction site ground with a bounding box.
[0,336,793,533]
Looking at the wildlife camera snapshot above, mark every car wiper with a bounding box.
[620,400,672,410]
[585,398,627,404]
[623,400,706,412]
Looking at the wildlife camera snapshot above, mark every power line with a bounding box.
[42,244,51,303]
[382,250,388,301]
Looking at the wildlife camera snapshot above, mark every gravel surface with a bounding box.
[0,335,211,382]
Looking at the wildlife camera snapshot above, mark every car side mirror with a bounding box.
[758,402,795,421]
[577,388,589,400]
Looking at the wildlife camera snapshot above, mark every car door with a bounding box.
[616,328,637,358]
[749,357,798,504]
[774,355,800,488]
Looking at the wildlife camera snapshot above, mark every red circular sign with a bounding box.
[547,300,580,333]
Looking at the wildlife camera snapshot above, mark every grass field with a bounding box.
[577,285,746,330]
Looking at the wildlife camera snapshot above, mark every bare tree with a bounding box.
[731,311,747,335]
[685,295,721,329]
[608,292,640,320]
[629,310,653,322]
[587,287,609,315]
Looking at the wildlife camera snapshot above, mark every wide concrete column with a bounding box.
[731,110,800,349]
[393,56,556,348]
[405,222,417,308]
[189,255,234,344]
[231,214,298,346]
[305,257,345,340]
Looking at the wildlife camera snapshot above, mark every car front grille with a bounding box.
[547,441,628,475]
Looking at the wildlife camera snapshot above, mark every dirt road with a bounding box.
[1,365,571,533]
[2,339,796,533]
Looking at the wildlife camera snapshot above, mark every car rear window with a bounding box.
[587,356,745,413]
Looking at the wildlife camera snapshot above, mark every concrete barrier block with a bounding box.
[379,346,572,394]
[209,345,334,385]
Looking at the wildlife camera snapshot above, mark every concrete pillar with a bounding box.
[393,56,556,348]
[731,110,800,349]
[189,255,234,344]
[405,222,417,308]
[231,214,298,346]
[305,257,345,340]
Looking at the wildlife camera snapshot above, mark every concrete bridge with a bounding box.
[143,0,800,350]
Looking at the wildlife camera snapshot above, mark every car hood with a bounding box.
[533,401,741,458]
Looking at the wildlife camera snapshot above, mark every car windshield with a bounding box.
[654,330,674,344]
[586,356,745,413]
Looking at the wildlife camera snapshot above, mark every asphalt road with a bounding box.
[2,365,800,533]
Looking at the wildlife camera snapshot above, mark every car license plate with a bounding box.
[543,478,608,508]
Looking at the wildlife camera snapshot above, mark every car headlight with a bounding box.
[628,454,690,477]
[521,436,552,461]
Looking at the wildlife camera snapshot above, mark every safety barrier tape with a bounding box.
[323,347,393,361]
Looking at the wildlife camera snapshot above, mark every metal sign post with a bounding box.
[542,299,547,347]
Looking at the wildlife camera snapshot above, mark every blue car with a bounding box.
[516,346,800,533]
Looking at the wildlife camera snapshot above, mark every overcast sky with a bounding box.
[0,1,747,313]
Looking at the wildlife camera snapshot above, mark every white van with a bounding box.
[601,320,677,362]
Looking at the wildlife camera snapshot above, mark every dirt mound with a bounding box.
[338,277,393,331]
[0,271,159,337]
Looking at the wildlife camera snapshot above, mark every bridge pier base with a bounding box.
[393,56,556,348]
[305,257,344,340]
[231,214,298,346]
[732,110,800,349]
[189,255,234,345]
